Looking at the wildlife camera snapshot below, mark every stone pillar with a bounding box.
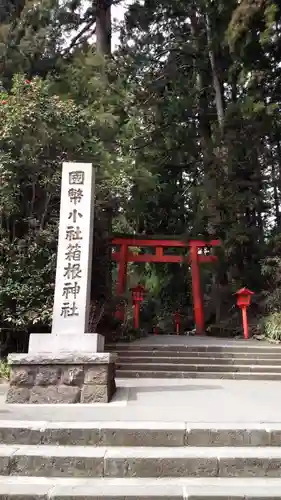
[6,163,117,404]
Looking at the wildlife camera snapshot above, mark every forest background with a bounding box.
[1,0,281,352]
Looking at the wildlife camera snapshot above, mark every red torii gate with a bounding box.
[111,237,220,334]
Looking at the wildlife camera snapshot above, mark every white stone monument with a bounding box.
[28,162,104,353]
[7,162,116,404]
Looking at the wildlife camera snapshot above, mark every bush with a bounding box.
[0,361,10,381]
[261,312,281,342]
[258,247,281,341]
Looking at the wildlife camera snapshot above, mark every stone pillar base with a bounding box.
[28,333,105,353]
[6,352,117,404]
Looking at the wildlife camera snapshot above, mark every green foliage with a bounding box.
[227,0,278,48]
[0,0,96,87]
[258,241,281,340]
[261,257,281,314]
[0,239,55,329]
[0,360,10,381]
[0,74,112,331]
[57,49,155,206]
[0,71,154,334]
[261,313,281,342]
[1,0,281,341]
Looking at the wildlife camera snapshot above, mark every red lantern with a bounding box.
[236,288,254,308]
[131,284,146,329]
[235,288,254,340]
[131,284,145,303]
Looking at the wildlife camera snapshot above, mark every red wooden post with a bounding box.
[235,288,254,340]
[190,243,204,334]
[115,243,128,321]
[241,307,248,340]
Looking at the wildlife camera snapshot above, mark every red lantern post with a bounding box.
[131,284,146,330]
[174,311,181,335]
[235,288,254,340]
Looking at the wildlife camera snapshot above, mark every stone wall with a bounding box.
[6,353,117,404]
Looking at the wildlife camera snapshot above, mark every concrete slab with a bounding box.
[1,375,281,423]
[52,482,183,498]
[2,477,281,499]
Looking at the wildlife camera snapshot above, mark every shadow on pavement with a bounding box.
[128,383,223,401]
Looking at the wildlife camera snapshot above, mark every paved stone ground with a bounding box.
[128,334,277,346]
[1,376,281,423]
[2,335,281,423]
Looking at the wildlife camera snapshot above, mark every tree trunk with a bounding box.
[274,125,281,208]
[96,0,111,56]
[205,10,224,131]
[90,0,113,326]
[190,7,228,326]
[270,147,280,226]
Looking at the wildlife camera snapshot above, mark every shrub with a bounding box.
[261,312,281,342]
[0,361,10,381]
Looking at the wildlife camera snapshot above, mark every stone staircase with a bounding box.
[1,420,281,497]
[109,343,281,380]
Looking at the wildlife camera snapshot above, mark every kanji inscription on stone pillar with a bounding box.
[52,163,95,335]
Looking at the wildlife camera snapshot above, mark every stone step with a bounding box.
[2,444,281,477]
[117,353,281,360]
[3,477,281,499]
[115,351,281,363]
[117,362,281,373]
[117,355,281,365]
[108,344,281,354]
[117,369,281,380]
[2,420,281,447]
